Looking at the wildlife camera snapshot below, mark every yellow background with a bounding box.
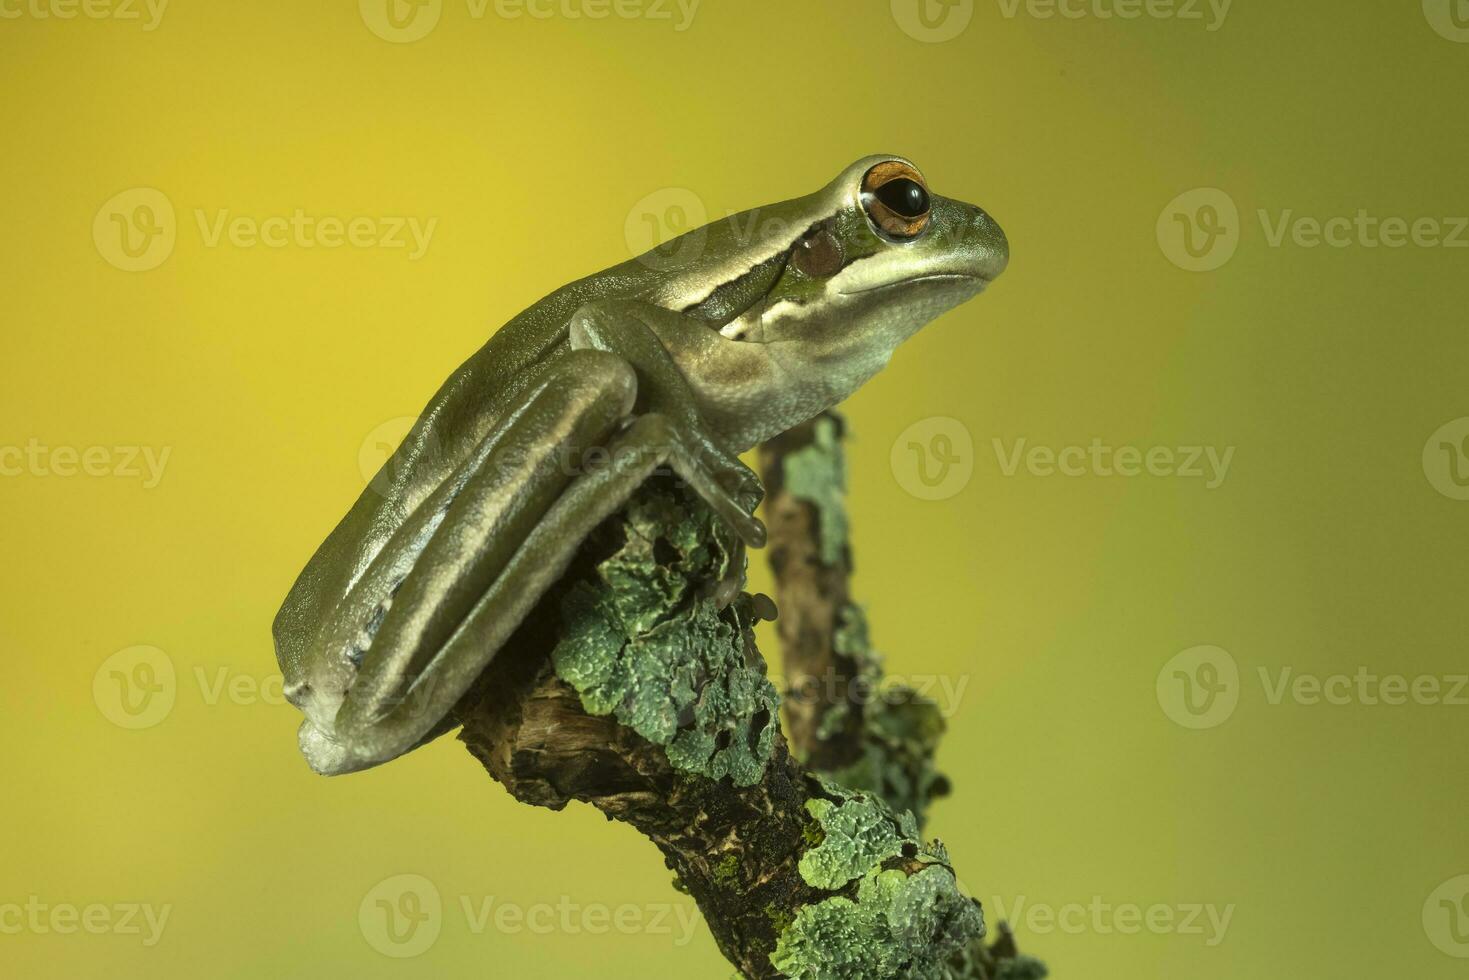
[3,1,1467,977]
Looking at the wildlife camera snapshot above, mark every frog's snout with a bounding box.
[970,205,1009,283]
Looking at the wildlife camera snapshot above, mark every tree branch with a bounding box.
[453,444,1045,977]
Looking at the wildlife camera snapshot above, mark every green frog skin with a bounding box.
[273,155,1009,775]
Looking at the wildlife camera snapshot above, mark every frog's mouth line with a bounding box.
[838,273,986,296]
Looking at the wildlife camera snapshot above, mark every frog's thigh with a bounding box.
[365,411,750,756]
[333,348,636,748]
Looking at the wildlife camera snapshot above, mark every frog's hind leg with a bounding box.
[317,348,637,772]
[335,410,759,773]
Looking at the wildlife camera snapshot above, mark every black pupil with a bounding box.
[875,178,929,218]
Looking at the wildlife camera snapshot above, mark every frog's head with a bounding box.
[652,154,1008,404]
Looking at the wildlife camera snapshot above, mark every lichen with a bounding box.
[550,479,779,787]
[712,854,741,887]
[817,603,951,829]
[772,778,984,978]
[782,414,848,566]
[772,863,984,979]
[994,956,1050,979]
[798,792,909,891]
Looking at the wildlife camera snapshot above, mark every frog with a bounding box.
[273,155,1009,775]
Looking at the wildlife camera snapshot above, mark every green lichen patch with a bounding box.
[798,792,908,891]
[782,414,848,566]
[994,955,1050,979]
[549,480,779,787]
[711,854,741,888]
[774,777,984,978]
[771,865,985,979]
[816,604,952,829]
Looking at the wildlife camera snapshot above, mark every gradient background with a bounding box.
[3,1,1467,977]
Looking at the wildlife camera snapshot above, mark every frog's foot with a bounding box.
[634,413,766,548]
[567,299,766,545]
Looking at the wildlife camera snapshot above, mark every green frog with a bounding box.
[274,155,1008,775]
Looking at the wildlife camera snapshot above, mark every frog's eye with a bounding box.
[861,161,931,240]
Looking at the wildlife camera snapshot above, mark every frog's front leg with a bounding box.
[568,299,767,548]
